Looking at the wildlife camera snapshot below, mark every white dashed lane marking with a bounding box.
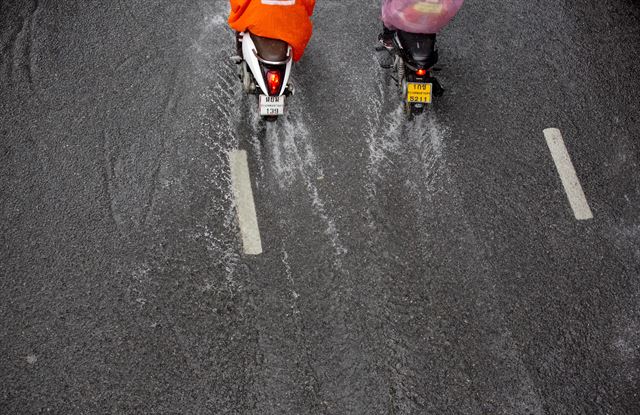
[229,150,263,255]
[543,128,594,220]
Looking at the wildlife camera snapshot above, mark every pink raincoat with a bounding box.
[382,0,464,34]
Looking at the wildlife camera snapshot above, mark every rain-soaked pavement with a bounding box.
[1,0,640,413]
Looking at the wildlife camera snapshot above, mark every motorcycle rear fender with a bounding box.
[241,32,292,96]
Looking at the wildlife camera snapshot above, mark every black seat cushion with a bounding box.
[397,31,437,66]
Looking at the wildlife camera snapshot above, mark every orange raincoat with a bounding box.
[229,0,316,62]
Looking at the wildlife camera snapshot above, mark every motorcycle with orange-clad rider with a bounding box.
[229,0,315,121]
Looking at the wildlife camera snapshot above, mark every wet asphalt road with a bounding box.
[1,0,640,413]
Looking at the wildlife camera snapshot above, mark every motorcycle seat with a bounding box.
[397,31,436,65]
[250,33,289,63]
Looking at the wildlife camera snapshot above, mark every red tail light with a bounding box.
[266,70,281,96]
[416,68,427,76]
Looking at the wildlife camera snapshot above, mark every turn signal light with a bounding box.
[266,70,281,96]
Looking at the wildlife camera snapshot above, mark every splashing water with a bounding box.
[263,114,348,267]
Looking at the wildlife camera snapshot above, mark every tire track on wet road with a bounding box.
[360,59,543,413]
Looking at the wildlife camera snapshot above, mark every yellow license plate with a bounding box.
[407,82,432,104]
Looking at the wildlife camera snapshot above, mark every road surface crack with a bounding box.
[101,131,121,231]
[0,0,38,86]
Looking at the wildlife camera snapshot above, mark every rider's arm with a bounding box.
[302,0,316,16]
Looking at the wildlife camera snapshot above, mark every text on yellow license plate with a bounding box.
[407,83,432,104]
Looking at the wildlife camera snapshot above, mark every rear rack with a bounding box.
[252,49,291,66]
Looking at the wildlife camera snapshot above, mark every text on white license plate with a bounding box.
[259,95,285,116]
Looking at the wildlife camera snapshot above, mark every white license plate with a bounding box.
[259,95,285,116]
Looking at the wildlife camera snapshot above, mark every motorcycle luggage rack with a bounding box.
[252,49,291,66]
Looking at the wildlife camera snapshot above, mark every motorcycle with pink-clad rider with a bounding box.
[377,0,464,116]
